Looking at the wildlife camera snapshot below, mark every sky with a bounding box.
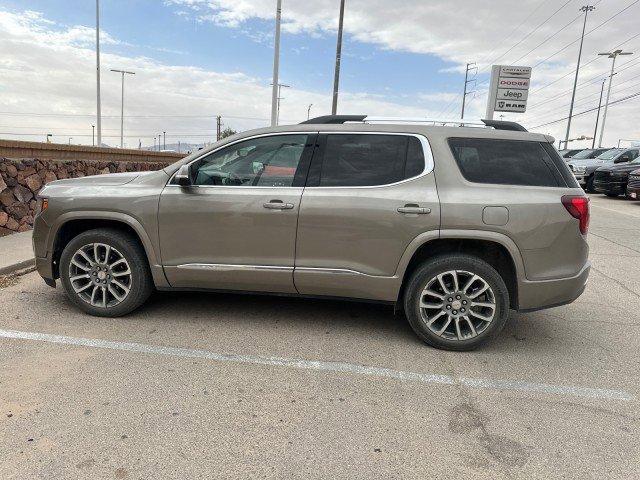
[0,0,639,148]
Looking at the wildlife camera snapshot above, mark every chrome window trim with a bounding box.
[307,131,434,189]
[166,130,434,189]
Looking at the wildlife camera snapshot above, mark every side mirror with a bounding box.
[175,164,192,186]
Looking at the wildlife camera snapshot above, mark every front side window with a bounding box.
[318,134,426,187]
[449,138,561,187]
[190,134,309,187]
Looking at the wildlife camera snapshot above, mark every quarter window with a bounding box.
[448,138,561,187]
[190,134,309,187]
[318,134,426,187]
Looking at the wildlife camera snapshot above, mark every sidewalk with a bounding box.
[0,230,35,275]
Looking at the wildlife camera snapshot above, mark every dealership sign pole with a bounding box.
[486,65,531,120]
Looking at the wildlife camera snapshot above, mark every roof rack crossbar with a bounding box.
[301,115,527,132]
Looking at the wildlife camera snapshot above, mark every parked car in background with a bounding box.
[568,148,638,192]
[565,148,611,162]
[558,148,584,159]
[627,169,640,200]
[593,151,640,196]
[32,116,590,351]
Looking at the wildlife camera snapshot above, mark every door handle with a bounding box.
[397,205,431,214]
[263,200,294,210]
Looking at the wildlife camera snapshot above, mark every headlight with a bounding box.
[35,197,48,215]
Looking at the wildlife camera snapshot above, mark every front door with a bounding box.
[158,133,316,293]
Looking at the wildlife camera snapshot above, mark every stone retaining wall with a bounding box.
[0,158,171,235]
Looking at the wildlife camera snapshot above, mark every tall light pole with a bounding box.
[598,49,633,147]
[91,125,95,146]
[110,69,135,148]
[270,83,290,125]
[96,0,102,146]
[461,62,476,119]
[331,0,346,115]
[592,79,606,149]
[270,0,282,127]
[307,103,313,120]
[564,5,594,147]
[163,131,166,150]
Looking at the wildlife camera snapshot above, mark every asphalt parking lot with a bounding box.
[0,194,639,479]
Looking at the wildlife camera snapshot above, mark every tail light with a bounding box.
[562,195,590,235]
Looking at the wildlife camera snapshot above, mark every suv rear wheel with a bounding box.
[60,228,153,317]
[404,255,510,351]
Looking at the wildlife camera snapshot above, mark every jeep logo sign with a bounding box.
[486,65,532,117]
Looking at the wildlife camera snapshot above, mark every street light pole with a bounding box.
[270,83,290,125]
[598,49,633,147]
[91,125,95,146]
[270,0,282,127]
[163,131,166,150]
[331,0,346,115]
[564,5,594,147]
[96,0,102,146]
[110,69,135,148]
[592,79,606,149]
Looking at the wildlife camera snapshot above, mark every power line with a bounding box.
[480,0,573,71]
[529,90,640,129]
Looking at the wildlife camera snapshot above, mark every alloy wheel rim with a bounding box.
[68,243,132,308]
[419,270,496,341]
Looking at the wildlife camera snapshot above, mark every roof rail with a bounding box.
[300,115,366,124]
[301,115,527,132]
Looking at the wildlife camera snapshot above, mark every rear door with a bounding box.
[294,132,440,301]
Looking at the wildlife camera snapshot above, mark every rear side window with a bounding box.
[448,138,561,187]
[318,134,425,187]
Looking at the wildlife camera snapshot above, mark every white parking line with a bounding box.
[0,328,633,402]
[591,203,640,219]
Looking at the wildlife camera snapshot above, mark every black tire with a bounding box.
[585,176,595,193]
[403,255,510,351]
[60,228,153,317]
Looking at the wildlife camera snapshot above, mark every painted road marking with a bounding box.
[0,328,633,402]
[591,203,640,220]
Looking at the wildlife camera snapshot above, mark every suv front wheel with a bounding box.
[404,255,510,351]
[60,228,153,317]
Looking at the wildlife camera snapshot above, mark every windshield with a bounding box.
[595,148,623,160]
[571,149,597,159]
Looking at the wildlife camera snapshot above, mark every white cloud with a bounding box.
[0,8,445,148]
[2,2,640,148]
[164,0,640,147]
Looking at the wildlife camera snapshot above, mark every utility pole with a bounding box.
[216,116,221,141]
[270,0,282,127]
[598,49,633,147]
[331,0,346,115]
[110,69,135,148]
[153,137,156,150]
[592,79,606,149]
[564,5,594,147]
[91,125,95,146]
[163,131,166,150]
[461,62,476,119]
[96,0,102,146]
[307,103,313,120]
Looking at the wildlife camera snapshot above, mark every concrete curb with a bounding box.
[0,230,36,277]
[0,258,35,276]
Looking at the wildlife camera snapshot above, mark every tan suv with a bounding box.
[32,116,590,350]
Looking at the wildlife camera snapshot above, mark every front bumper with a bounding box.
[594,180,627,195]
[517,261,590,312]
[573,174,587,186]
[627,185,640,200]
